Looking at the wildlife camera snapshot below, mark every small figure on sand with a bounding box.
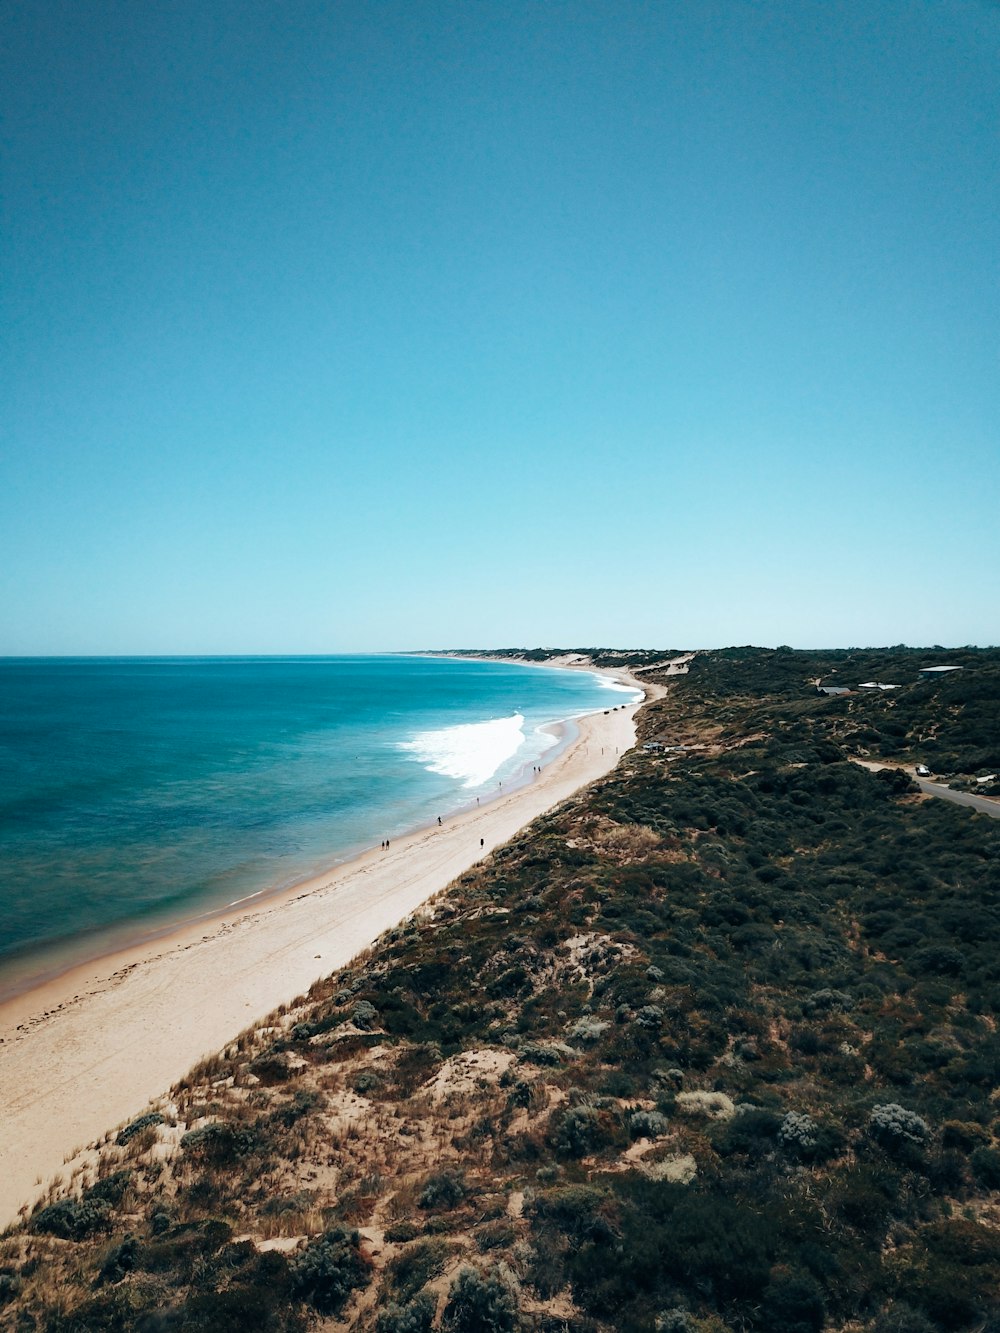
[480,838,484,848]
[437,815,442,825]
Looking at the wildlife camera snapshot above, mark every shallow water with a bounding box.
[0,655,637,989]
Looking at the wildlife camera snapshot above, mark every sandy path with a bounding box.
[0,673,650,1227]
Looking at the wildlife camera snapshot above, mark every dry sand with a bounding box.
[0,666,652,1228]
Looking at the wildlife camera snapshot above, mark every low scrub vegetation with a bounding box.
[2,647,998,1331]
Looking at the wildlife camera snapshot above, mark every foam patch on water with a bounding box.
[399,713,527,788]
[593,673,643,702]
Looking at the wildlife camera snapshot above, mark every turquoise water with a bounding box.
[0,655,637,992]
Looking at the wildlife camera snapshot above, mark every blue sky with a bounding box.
[2,0,997,652]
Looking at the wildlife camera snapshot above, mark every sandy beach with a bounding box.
[0,667,650,1228]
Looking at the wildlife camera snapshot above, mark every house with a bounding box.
[919,665,964,676]
[817,685,850,696]
[857,682,900,691]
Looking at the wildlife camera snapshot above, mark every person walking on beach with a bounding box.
[437,815,442,826]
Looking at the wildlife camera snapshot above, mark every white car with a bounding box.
[915,764,931,777]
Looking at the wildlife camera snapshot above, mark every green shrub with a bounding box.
[32,1197,111,1240]
[634,1005,664,1030]
[88,1171,133,1205]
[442,1265,520,1333]
[290,1227,371,1315]
[629,1109,669,1139]
[777,1111,842,1162]
[714,1108,781,1156]
[352,1000,379,1030]
[376,1291,437,1333]
[550,1104,616,1159]
[115,1113,164,1146]
[970,1145,1000,1189]
[418,1169,465,1210]
[0,1273,22,1307]
[386,1239,450,1303]
[530,1186,616,1242]
[873,1304,937,1333]
[869,1104,930,1151]
[249,1051,296,1084]
[760,1273,826,1333]
[655,1311,694,1333]
[475,1221,517,1251]
[384,1220,420,1243]
[98,1236,139,1284]
[180,1120,264,1163]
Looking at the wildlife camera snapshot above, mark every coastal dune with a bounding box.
[0,682,646,1228]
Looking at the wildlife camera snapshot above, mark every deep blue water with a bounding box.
[0,656,636,990]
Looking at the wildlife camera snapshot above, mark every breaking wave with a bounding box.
[398,713,527,789]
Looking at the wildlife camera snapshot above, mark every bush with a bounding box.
[571,1016,610,1042]
[803,988,853,1014]
[550,1104,619,1159]
[970,1145,1000,1189]
[97,1236,139,1284]
[32,1197,111,1240]
[87,1171,133,1206]
[290,1227,371,1315]
[180,1120,262,1163]
[655,1312,694,1333]
[377,1292,437,1333]
[386,1240,450,1303]
[0,1273,22,1307]
[761,1273,826,1333]
[249,1052,296,1084]
[869,1104,930,1151]
[634,1005,664,1030]
[385,1220,420,1243]
[873,1304,937,1333]
[530,1186,616,1243]
[442,1265,520,1333]
[352,1000,379,1030]
[714,1107,781,1156]
[629,1109,669,1139]
[775,1111,842,1162]
[116,1113,164,1146]
[418,1169,466,1210]
[517,1041,571,1066]
[352,1068,383,1095]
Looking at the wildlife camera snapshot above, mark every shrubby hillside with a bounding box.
[2,648,998,1332]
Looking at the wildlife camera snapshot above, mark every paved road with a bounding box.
[853,759,1000,820]
[913,777,1000,819]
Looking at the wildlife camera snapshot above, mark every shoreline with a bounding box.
[0,657,634,1007]
[0,661,652,1227]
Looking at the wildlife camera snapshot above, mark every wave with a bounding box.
[592,673,644,702]
[398,713,528,788]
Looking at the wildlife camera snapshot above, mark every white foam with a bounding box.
[399,713,527,788]
[592,673,643,702]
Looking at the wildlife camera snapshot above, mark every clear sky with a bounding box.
[2,0,997,653]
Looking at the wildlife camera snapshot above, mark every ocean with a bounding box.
[0,655,638,994]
